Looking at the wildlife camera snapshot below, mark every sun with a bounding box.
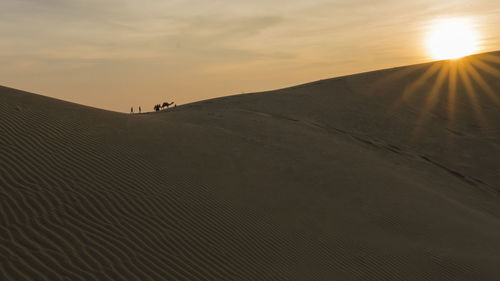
[426,18,480,60]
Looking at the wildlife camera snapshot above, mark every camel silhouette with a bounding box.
[162,102,174,109]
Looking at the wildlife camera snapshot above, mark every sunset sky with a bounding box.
[1,0,500,112]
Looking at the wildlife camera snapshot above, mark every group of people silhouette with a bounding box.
[130,101,176,114]
[130,106,141,114]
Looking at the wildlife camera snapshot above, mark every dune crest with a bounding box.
[1,51,500,280]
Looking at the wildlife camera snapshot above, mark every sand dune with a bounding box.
[1,51,500,280]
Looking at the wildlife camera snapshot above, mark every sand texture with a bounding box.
[1,52,500,280]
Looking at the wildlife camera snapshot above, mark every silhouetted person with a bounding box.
[139,106,141,114]
[131,106,133,114]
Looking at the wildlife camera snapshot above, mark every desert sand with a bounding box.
[1,51,500,280]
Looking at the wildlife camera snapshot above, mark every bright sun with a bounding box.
[426,18,480,60]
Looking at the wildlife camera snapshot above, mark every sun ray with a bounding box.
[411,63,449,137]
[457,60,489,130]
[477,53,500,65]
[445,61,460,150]
[402,63,442,101]
[386,63,442,114]
[469,56,500,78]
[379,54,498,146]
[370,64,428,95]
[447,61,458,129]
[464,60,500,106]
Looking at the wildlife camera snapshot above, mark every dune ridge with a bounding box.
[1,51,500,280]
[0,89,303,280]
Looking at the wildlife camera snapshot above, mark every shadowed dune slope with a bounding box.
[1,51,500,280]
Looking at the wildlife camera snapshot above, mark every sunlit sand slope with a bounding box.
[1,51,500,280]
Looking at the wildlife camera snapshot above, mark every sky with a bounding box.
[1,0,500,112]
